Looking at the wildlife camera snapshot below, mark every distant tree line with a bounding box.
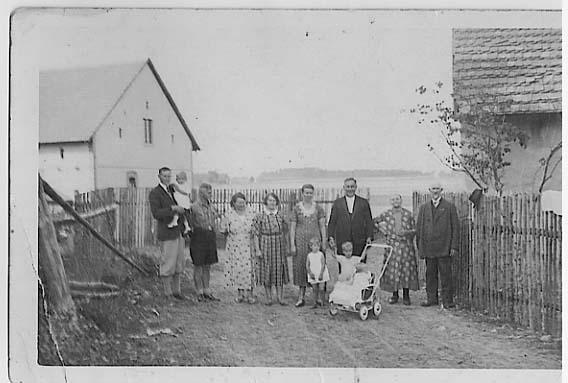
[257,167,433,181]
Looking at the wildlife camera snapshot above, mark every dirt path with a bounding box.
[83,251,561,368]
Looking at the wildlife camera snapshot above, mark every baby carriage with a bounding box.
[328,243,393,320]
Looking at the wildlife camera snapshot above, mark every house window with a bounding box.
[60,148,64,159]
[144,118,153,144]
[171,134,174,144]
[118,127,122,138]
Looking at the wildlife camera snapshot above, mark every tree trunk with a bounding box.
[38,178,76,316]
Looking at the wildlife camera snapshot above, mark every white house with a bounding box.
[39,58,200,199]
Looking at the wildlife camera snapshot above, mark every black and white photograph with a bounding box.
[8,2,563,382]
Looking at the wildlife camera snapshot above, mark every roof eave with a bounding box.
[146,58,201,152]
[39,139,92,145]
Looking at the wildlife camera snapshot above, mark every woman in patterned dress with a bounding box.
[289,184,327,307]
[374,194,419,305]
[252,192,290,305]
[220,193,256,304]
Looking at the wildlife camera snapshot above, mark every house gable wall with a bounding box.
[93,64,193,189]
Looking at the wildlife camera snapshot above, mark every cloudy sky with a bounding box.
[15,8,560,177]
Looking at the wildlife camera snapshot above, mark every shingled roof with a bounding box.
[40,58,200,150]
[453,28,561,114]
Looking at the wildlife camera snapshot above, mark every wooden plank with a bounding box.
[515,194,521,325]
[539,198,546,333]
[555,212,561,337]
[505,195,512,322]
[518,194,525,327]
[528,194,535,332]
[524,194,532,330]
[489,196,495,317]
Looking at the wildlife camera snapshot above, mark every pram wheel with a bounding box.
[359,305,369,320]
[373,301,382,317]
[329,303,338,316]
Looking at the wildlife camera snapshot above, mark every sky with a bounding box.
[15,8,561,177]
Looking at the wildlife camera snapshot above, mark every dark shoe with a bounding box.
[403,297,411,306]
[204,293,220,301]
[420,301,438,307]
[278,299,288,306]
[388,296,399,304]
[442,302,455,309]
[197,294,206,302]
[172,293,186,300]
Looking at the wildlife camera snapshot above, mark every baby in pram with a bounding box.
[328,241,373,305]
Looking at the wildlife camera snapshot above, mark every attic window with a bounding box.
[144,118,153,144]
[118,127,122,138]
[60,148,64,159]
[171,134,174,144]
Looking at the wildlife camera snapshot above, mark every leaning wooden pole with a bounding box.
[40,176,149,276]
[38,178,76,316]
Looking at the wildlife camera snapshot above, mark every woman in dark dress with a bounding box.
[289,184,327,307]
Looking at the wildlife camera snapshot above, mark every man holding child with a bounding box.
[148,167,188,300]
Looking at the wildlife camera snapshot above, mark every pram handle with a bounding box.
[360,243,393,260]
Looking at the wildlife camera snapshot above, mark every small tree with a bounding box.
[535,141,562,193]
[410,83,528,196]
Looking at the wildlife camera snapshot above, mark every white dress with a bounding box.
[306,251,330,284]
[173,182,191,209]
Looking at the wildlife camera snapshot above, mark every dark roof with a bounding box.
[453,28,561,114]
[40,58,200,150]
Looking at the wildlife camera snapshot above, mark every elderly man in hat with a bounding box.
[415,181,459,308]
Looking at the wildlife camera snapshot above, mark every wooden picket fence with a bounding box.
[413,191,562,336]
[111,186,368,249]
[209,187,359,220]
[51,188,120,282]
[116,187,155,249]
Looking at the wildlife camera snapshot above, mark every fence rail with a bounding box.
[413,191,562,337]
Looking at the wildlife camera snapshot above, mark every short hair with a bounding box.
[309,237,321,245]
[343,177,357,185]
[230,192,246,208]
[301,184,315,193]
[199,182,212,190]
[158,167,171,174]
[263,192,280,206]
[392,194,403,201]
[176,171,188,180]
[341,241,353,250]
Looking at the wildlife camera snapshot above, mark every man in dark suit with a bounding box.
[327,177,374,257]
[416,181,459,308]
[148,167,188,300]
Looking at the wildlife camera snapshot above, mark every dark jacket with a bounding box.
[416,198,459,258]
[149,184,183,241]
[327,195,373,256]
